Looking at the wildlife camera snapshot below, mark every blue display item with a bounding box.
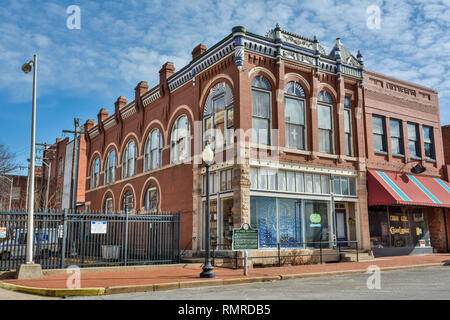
[251,197,277,248]
[278,198,302,248]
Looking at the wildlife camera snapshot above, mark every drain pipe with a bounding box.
[443,208,449,253]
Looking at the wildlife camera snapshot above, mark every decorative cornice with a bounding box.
[120,103,136,119]
[142,89,161,107]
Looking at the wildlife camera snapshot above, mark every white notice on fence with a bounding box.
[91,221,107,234]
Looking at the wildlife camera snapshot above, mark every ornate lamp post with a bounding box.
[200,142,215,278]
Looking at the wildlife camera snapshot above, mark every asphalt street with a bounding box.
[68,265,450,300]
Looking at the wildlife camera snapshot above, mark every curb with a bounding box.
[0,281,105,297]
[1,262,446,297]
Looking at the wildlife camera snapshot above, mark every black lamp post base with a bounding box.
[200,264,216,278]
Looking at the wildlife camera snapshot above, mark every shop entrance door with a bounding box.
[335,208,348,246]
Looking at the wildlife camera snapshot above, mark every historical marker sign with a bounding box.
[232,223,258,250]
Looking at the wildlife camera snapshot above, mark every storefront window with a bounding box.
[369,206,431,250]
[304,200,329,248]
[221,198,234,249]
[250,197,330,249]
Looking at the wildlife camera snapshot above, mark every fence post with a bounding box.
[61,209,68,269]
[356,241,359,262]
[338,242,341,262]
[235,250,238,269]
[178,211,181,263]
[278,243,281,267]
[319,241,323,264]
[124,210,129,266]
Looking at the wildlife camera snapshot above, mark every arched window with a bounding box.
[104,150,116,185]
[144,130,163,171]
[144,185,159,213]
[104,196,114,214]
[203,82,234,149]
[122,141,137,178]
[252,76,272,145]
[285,81,306,150]
[90,157,100,189]
[170,115,190,164]
[317,91,334,154]
[122,191,134,214]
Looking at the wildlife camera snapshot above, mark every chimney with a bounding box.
[159,62,175,85]
[192,43,207,60]
[56,138,61,144]
[114,96,127,115]
[84,119,95,133]
[97,108,109,124]
[135,81,149,99]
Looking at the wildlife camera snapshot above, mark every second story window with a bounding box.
[122,191,134,214]
[285,81,306,150]
[171,115,190,164]
[122,141,137,178]
[203,82,234,149]
[90,157,100,189]
[252,76,272,145]
[144,185,159,213]
[423,126,435,160]
[407,123,421,159]
[318,91,334,154]
[390,119,404,156]
[144,129,163,171]
[104,150,116,185]
[104,196,114,214]
[344,97,353,156]
[372,115,387,153]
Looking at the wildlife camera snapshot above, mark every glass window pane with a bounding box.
[341,177,349,195]
[409,141,419,158]
[305,174,313,193]
[333,176,341,194]
[268,169,277,190]
[304,200,329,247]
[252,118,270,145]
[278,171,286,191]
[296,172,304,192]
[321,175,329,194]
[287,171,296,192]
[313,174,321,194]
[259,168,268,190]
[252,90,270,118]
[390,119,400,137]
[344,109,351,133]
[408,123,417,140]
[372,116,384,135]
[278,198,302,247]
[286,124,303,150]
[373,134,384,152]
[251,196,277,248]
[319,129,331,153]
[250,167,258,188]
[318,104,332,130]
[285,98,304,125]
[349,177,356,195]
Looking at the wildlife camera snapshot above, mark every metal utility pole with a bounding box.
[63,118,80,213]
[22,54,37,264]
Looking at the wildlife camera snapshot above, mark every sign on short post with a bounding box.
[0,227,6,238]
[91,221,107,234]
[232,223,258,276]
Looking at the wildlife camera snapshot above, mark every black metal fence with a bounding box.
[0,209,181,271]
[212,241,360,269]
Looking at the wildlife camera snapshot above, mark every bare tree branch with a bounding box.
[0,143,18,175]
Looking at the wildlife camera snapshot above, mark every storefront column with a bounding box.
[357,170,371,250]
[192,166,203,251]
[232,159,251,229]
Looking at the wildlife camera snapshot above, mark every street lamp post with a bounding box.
[200,142,215,278]
[22,55,37,264]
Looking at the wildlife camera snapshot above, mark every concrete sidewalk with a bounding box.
[1,254,449,297]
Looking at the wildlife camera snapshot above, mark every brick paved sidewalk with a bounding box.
[3,254,450,290]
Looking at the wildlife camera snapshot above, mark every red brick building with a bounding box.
[78,25,449,259]
[0,168,43,211]
[43,134,87,210]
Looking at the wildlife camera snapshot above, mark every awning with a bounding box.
[368,170,450,208]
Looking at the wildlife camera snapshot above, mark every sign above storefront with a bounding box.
[232,223,258,250]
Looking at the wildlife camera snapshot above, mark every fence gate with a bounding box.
[0,209,181,271]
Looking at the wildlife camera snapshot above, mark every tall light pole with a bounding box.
[200,142,215,278]
[22,55,37,264]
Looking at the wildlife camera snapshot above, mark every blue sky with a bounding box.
[0,0,449,174]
